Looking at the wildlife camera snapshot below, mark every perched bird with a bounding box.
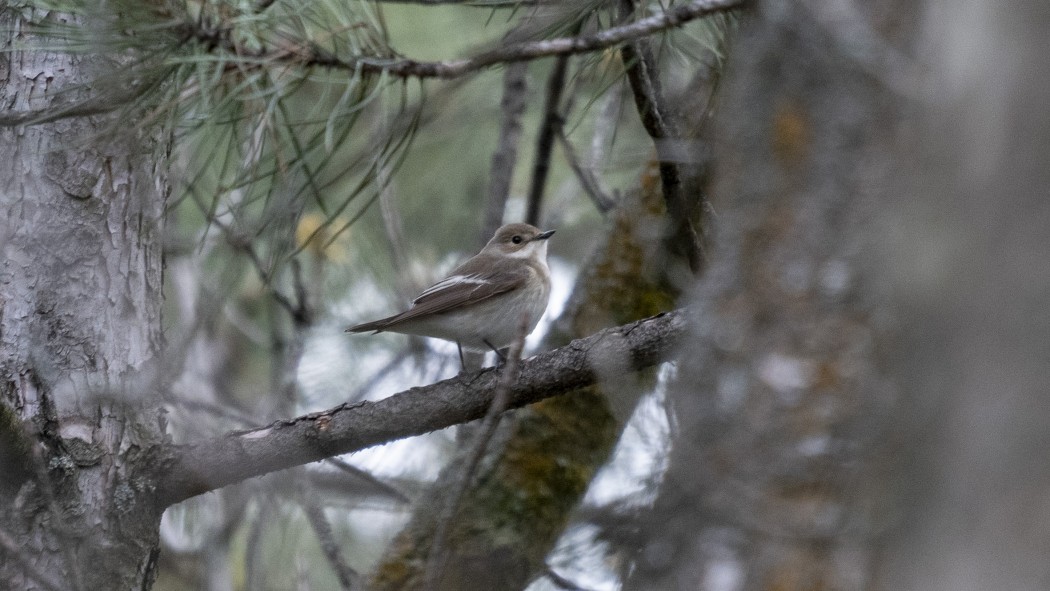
[346,223,555,356]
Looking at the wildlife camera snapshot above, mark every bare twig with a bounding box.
[482,62,529,244]
[301,490,362,591]
[156,309,687,508]
[2,0,743,132]
[212,218,307,323]
[525,36,575,226]
[324,457,410,504]
[244,499,273,591]
[167,397,259,426]
[555,127,616,214]
[619,0,709,273]
[1,0,744,132]
[346,348,413,403]
[423,314,530,590]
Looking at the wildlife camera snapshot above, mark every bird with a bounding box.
[346,223,555,360]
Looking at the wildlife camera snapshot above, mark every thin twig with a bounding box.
[555,127,616,214]
[423,314,531,590]
[345,348,413,403]
[167,397,259,426]
[244,499,273,591]
[324,457,411,504]
[481,62,529,244]
[212,218,306,322]
[619,0,706,273]
[525,20,581,226]
[2,1,744,131]
[301,490,362,591]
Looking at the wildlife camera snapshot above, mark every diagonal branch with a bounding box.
[301,488,362,591]
[619,0,709,273]
[556,127,616,214]
[424,314,529,589]
[155,309,688,508]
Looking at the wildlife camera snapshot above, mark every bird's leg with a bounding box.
[457,342,467,373]
[483,339,508,368]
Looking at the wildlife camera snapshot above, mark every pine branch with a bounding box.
[185,0,747,80]
[155,309,688,508]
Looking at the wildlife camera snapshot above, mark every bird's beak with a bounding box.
[535,229,555,241]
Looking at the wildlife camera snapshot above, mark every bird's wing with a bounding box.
[345,255,527,333]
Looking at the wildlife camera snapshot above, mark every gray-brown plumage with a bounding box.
[346,223,555,351]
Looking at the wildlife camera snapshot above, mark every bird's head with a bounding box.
[483,223,555,260]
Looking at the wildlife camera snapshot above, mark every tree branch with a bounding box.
[301,489,362,591]
[3,1,743,129]
[481,62,529,243]
[556,127,616,214]
[186,0,745,80]
[525,18,582,226]
[155,309,688,508]
[619,0,706,273]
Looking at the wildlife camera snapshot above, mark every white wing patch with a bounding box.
[413,274,490,303]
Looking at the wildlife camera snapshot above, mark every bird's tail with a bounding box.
[344,319,388,334]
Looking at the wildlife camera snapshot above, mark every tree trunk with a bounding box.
[624,4,905,589]
[0,10,168,590]
[879,0,1050,588]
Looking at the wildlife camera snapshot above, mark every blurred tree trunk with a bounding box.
[624,3,905,589]
[0,11,169,589]
[878,0,1050,588]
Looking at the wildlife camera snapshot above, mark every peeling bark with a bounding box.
[0,9,169,589]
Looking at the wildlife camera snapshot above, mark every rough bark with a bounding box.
[0,9,169,590]
[625,3,902,589]
[157,310,687,507]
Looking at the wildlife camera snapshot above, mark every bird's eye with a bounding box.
[511,235,523,244]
